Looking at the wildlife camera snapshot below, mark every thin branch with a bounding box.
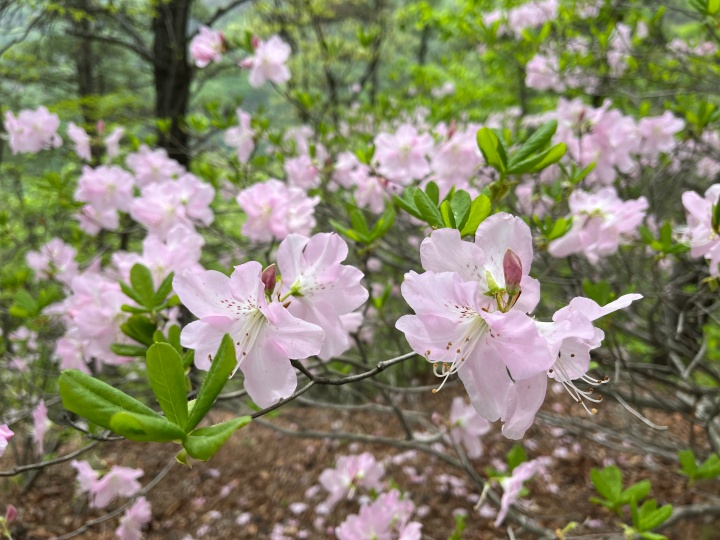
[0,440,101,477]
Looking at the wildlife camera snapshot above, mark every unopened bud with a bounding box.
[261,264,277,294]
[5,505,16,523]
[96,119,105,134]
[503,249,522,293]
[251,35,260,50]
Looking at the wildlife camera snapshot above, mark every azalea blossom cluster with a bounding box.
[681,184,720,275]
[484,0,558,37]
[174,232,368,407]
[26,238,78,285]
[4,106,62,154]
[548,187,648,263]
[0,424,14,459]
[71,460,144,509]
[396,212,642,438]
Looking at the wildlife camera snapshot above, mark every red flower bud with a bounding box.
[261,263,277,294]
[503,249,522,293]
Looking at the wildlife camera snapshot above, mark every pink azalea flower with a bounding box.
[525,54,565,92]
[174,261,324,407]
[55,330,92,374]
[125,145,185,187]
[637,111,684,158]
[682,184,720,274]
[190,26,224,68]
[77,204,120,235]
[276,233,368,360]
[4,106,62,154]
[26,238,78,285]
[116,496,152,540]
[224,108,255,163]
[502,294,642,439]
[67,122,92,161]
[0,424,14,458]
[397,213,553,426]
[236,179,320,242]
[74,165,136,230]
[448,397,491,458]
[105,127,125,158]
[335,490,422,540]
[285,154,320,189]
[71,460,100,493]
[374,124,434,185]
[240,35,292,88]
[32,400,50,455]
[333,152,362,188]
[494,460,540,527]
[548,187,648,263]
[430,127,483,190]
[90,466,143,509]
[318,453,385,511]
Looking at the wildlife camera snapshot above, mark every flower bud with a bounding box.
[261,263,277,294]
[5,505,16,523]
[503,249,522,294]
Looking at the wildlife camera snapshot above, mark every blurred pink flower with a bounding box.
[126,145,185,187]
[285,154,320,189]
[67,122,91,161]
[190,26,224,68]
[224,108,255,163]
[71,460,100,493]
[32,400,50,455]
[335,490,421,540]
[116,496,152,540]
[374,124,434,184]
[448,397,491,458]
[90,466,143,509]
[4,106,62,154]
[495,460,540,527]
[319,453,385,511]
[0,424,14,458]
[240,35,291,87]
[105,127,125,158]
[682,184,720,275]
[26,238,78,285]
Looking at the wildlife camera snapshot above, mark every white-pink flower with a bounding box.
[0,424,14,459]
[374,124,434,185]
[285,154,320,189]
[67,122,92,161]
[236,179,320,242]
[548,187,648,263]
[224,108,255,163]
[26,238,78,285]
[276,233,368,360]
[495,460,540,527]
[32,400,50,455]
[90,466,144,509]
[240,35,292,88]
[335,490,422,540]
[637,111,684,158]
[174,261,324,407]
[116,496,152,540]
[682,184,720,275]
[105,127,125,158]
[4,107,62,154]
[318,453,385,511]
[71,460,100,493]
[525,54,565,92]
[448,397,491,458]
[190,26,224,68]
[126,145,185,187]
[74,165,136,230]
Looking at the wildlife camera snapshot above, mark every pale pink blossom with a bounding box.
[525,54,565,92]
[318,453,385,511]
[637,111,684,158]
[507,0,558,35]
[448,397,491,458]
[548,187,648,263]
[90,466,144,509]
[495,460,540,526]
[236,179,320,242]
[0,425,14,459]
[240,35,292,88]
[374,125,434,185]
[4,107,62,154]
[335,490,422,540]
[77,204,121,235]
[430,127,483,189]
[74,165,135,229]
[32,400,50,455]
[67,122,92,161]
[26,238,78,285]
[190,26,224,68]
[116,496,152,540]
[276,233,368,360]
[126,145,185,187]
[105,127,125,158]
[682,184,720,275]
[174,262,324,407]
[71,460,100,493]
[285,154,320,189]
[224,108,255,163]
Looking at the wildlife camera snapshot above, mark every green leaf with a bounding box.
[168,325,183,355]
[371,206,396,240]
[507,444,527,472]
[110,343,148,357]
[712,203,720,234]
[394,187,423,219]
[678,449,698,478]
[696,453,720,479]
[590,466,623,503]
[639,501,673,531]
[709,0,720,15]
[152,272,175,307]
[425,181,440,206]
[525,143,567,173]
[130,264,155,308]
[121,315,157,346]
[440,200,456,228]
[547,217,572,241]
[329,219,363,243]
[476,127,507,173]
[622,480,651,505]
[146,343,189,428]
[639,532,668,540]
[183,416,252,461]
[460,195,491,237]
[509,120,557,166]
[59,369,161,431]
[109,411,187,442]
[185,335,238,432]
[450,190,472,230]
[349,207,371,236]
[414,189,444,228]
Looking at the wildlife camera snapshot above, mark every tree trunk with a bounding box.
[152,0,193,167]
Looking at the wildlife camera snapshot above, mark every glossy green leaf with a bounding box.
[130,264,155,308]
[349,207,370,236]
[59,369,160,431]
[184,416,252,461]
[110,343,148,357]
[440,200,456,228]
[146,343,189,427]
[152,272,175,307]
[510,120,557,166]
[371,206,396,240]
[414,189,444,228]
[476,127,507,173]
[425,181,440,206]
[109,411,187,442]
[185,335,238,431]
[120,315,157,346]
[460,195,491,237]
[450,190,472,229]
